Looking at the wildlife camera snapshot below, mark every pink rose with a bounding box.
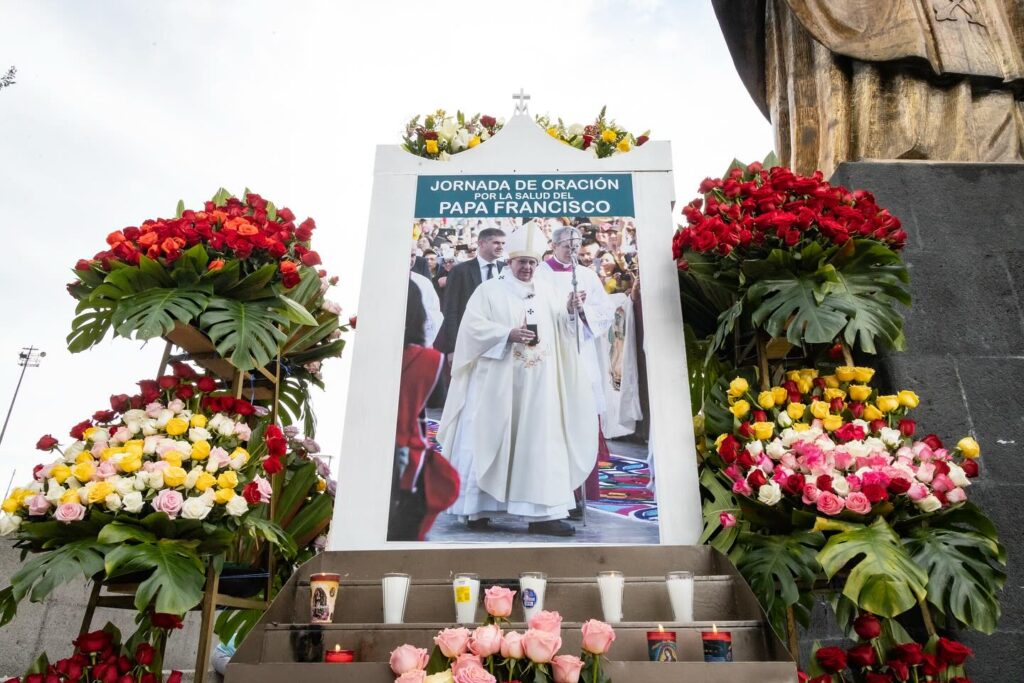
[719,511,737,528]
[483,585,516,618]
[756,454,775,474]
[26,494,51,517]
[816,491,845,516]
[833,450,854,471]
[434,627,472,658]
[501,631,525,659]
[389,644,429,674]
[907,482,929,502]
[521,628,561,663]
[845,491,872,515]
[253,475,273,503]
[732,479,753,496]
[931,473,954,493]
[845,475,862,492]
[234,423,253,441]
[209,447,231,468]
[915,462,936,483]
[451,653,483,675]
[55,502,86,524]
[396,671,426,683]
[861,471,890,489]
[527,610,562,634]
[95,461,117,480]
[145,402,163,418]
[580,619,616,655]
[153,489,184,518]
[453,667,496,683]
[946,487,967,504]
[802,484,820,505]
[551,654,584,683]
[469,624,503,657]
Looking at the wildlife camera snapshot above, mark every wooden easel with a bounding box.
[79,324,282,682]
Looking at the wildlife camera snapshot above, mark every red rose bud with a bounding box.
[119,675,134,683]
[233,399,256,416]
[737,450,756,469]
[167,672,183,683]
[196,376,218,393]
[853,613,882,639]
[74,629,112,653]
[175,385,195,400]
[151,613,184,630]
[70,420,92,440]
[636,135,649,146]
[848,401,865,419]
[157,375,178,390]
[135,642,155,666]
[962,459,979,478]
[277,207,296,222]
[869,419,886,433]
[348,315,357,328]
[847,643,877,668]
[887,658,910,681]
[753,410,767,423]
[109,393,131,412]
[32,463,44,481]
[789,391,803,404]
[718,435,739,463]
[738,422,753,438]
[171,362,197,380]
[889,643,924,665]
[783,472,805,496]
[898,418,916,437]
[118,655,132,673]
[815,646,848,673]
[933,460,950,476]
[243,482,262,504]
[862,483,888,503]
[921,653,947,677]
[816,474,834,493]
[827,397,842,413]
[263,454,284,474]
[141,674,157,683]
[301,250,322,267]
[922,434,944,450]
[813,377,827,389]
[782,380,798,392]
[936,637,973,665]
[747,469,767,489]
[92,410,116,423]
[828,343,844,360]
[36,434,59,450]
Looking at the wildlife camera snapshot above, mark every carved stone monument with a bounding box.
[712,0,1024,176]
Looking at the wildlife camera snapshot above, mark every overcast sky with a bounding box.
[0,0,771,492]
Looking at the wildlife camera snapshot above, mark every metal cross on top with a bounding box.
[512,88,531,115]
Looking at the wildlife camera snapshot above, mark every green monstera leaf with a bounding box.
[112,284,212,340]
[817,517,928,618]
[735,530,824,635]
[904,503,1006,634]
[699,468,741,554]
[200,296,289,371]
[104,539,206,615]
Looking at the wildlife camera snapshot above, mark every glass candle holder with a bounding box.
[453,572,481,624]
[382,573,411,624]
[596,571,624,623]
[666,570,694,622]
[519,571,547,623]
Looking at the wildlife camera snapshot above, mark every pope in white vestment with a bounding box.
[438,223,597,535]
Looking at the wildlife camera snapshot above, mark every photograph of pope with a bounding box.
[438,222,596,537]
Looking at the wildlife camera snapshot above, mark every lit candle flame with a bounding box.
[658,624,665,633]
[712,623,718,634]
[334,644,341,652]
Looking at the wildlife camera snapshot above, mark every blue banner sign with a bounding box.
[415,173,634,218]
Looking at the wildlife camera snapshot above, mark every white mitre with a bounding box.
[506,222,548,260]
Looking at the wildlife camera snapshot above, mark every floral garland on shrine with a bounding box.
[402,107,649,160]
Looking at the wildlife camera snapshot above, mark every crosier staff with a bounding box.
[561,227,585,353]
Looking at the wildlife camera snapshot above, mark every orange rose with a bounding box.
[208,259,225,272]
[137,231,159,248]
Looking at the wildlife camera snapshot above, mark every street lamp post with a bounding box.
[0,346,45,447]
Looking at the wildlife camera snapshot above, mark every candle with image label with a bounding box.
[519,571,547,622]
[702,624,733,662]
[647,625,678,661]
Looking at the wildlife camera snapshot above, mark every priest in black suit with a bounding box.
[434,228,506,354]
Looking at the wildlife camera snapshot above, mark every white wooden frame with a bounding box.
[329,114,702,550]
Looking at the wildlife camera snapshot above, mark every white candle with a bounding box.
[452,573,481,625]
[519,571,547,623]
[596,571,624,623]
[666,571,694,623]
[382,573,411,624]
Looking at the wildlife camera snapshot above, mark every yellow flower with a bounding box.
[165,417,188,437]
[729,400,750,419]
[124,441,144,458]
[547,126,559,138]
[752,422,774,440]
[897,390,920,408]
[189,414,208,428]
[60,489,79,505]
[425,139,439,155]
[616,139,631,153]
[957,437,981,459]
[194,472,216,492]
[100,446,124,461]
[792,422,811,432]
[316,478,327,493]
[468,136,481,148]
[771,386,788,404]
[87,482,115,505]
[727,377,749,398]
[214,487,235,505]
[71,461,95,483]
[787,403,806,420]
[824,388,847,401]
[863,404,884,421]
[798,368,819,380]
[822,415,844,432]
[876,395,900,413]
[217,471,239,490]
[1,498,18,513]
[853,367,875,383]
[229,447,250,465]
[83,426,104,442]
[601,129,617,143]
[75,452,94,465]
[823,375,840,389]
[757,391,776,409]
[163,451,183,469]
[835,366,856,382]
[810,400,831,420]
[796,378,813,394]
[786,370,800,382]
[714,433,728,449]
[191,440,211,461]
[163,466,187,488]
[848,384,872,402]
[119,453,142,474]
[50,464,71,484]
